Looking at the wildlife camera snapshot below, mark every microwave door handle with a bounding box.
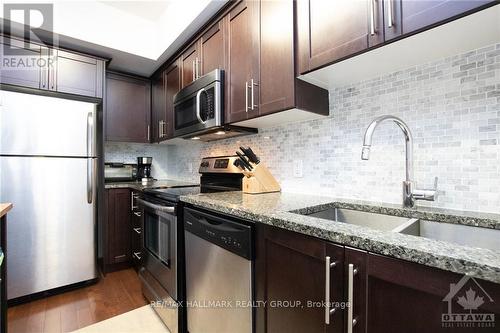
[196,88,206,124]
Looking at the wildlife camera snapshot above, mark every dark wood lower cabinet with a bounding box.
[104,188,132,273]
[366,253,500,333]
[257,224,500,333]
[256,225,344,333]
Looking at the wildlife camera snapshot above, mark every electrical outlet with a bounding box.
[293,159,303,178]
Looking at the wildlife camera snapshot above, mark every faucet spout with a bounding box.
[361,115,414,182]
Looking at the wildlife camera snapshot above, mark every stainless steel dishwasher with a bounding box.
[184,207,254,333]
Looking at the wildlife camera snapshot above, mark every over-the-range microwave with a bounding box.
[173,69,223,137]
[173,69,257,141]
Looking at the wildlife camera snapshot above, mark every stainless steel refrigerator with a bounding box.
[0,90,98,300]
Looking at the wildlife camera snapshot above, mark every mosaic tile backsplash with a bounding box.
[106,43,500,213]
[105,142,169,179]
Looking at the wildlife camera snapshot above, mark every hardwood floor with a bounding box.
[8,268,147,333]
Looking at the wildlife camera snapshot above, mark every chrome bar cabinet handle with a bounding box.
[133,252,142,260]
[370,0,377,36]
[325,256,337,324]
[195,57,200,79]
[133,211,142,217]
[245,81,249,112]
[51,60,56,90]
[251,79,257,111]
[133,227,141,234]
[347,264,358,333]
[387,0,394,28]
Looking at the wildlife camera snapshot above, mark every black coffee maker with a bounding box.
[137,157,153,181]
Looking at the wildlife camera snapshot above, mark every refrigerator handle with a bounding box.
[87,112,93,204]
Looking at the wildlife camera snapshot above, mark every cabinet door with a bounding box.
[181,43,200,88]
[345,248,367,333]
[106,189,131,265]
[200,19,226,76]
[326,243,346,333]
[366,253,500,333]
[151,70,166,142]
[105,72,151,143]
[165,60,181,139]
[297,0,382,74]
[226,0,260,123]
[401,0,493,35]
[0,38,45,89]
[257,225,344,333]
[259,0,295,115]
[52,49,104,98]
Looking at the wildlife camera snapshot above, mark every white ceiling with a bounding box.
[0,0,228,76]
[100,1,171,21]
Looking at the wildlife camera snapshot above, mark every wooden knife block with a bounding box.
[242,163,281,194]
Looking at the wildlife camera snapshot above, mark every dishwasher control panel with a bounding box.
[184,207,253,260]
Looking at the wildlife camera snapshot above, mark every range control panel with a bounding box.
[198,156,243,174]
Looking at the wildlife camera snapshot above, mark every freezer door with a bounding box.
[0,156,97,299]
[0,90,96,157]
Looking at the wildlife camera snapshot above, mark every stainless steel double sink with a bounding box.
[297,207,500,251]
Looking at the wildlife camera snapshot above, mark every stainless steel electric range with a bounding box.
[137,156,245,333]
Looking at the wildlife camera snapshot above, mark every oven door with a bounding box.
[137,197,178,300]
[173,80,221,137]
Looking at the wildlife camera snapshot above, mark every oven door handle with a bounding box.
[195,88,206,124]
[136,198,175,214]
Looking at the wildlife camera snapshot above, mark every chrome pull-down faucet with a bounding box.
[361,115,438,208]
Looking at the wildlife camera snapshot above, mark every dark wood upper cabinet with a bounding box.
[297,0,381,74]
[105,72,151,143]
[181,43,200,88]
[259,0,295,115]
[51,49,104,98]
[165,60,181,139]
[199,19,226,76]
[1,37,104,97]
[104,189,132,268]
[151,69,166,143]
[400,0,494,36]
[0,38,44,89]
[226,0,260,123]
[297,0,495,73]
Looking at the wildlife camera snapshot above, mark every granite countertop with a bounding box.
[105,179,199,191]
[180,191,500,284]
[0,203,13,218]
